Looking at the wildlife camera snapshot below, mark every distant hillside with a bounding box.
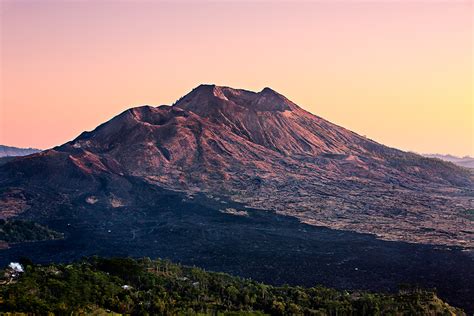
[424,154,474,169]
[0,145,40,158]
[0,257,464,315]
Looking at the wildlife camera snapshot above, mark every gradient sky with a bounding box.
[1,0,472,156]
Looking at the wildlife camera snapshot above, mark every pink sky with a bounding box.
[1,0,472,156]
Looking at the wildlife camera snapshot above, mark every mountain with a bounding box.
[1,85,471,246]
[1,85,473,312]
[0,145,40,158]
[424,154,474,169]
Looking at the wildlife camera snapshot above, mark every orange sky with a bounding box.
[1,0,472,156]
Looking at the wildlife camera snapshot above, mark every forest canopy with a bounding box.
[0,257,464,315]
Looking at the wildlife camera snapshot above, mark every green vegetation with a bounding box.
[0,257,463,315]
[0,219,63,243]
[464,209,474,221]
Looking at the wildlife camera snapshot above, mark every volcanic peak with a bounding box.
[174,84,298,114]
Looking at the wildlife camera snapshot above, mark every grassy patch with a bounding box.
[0,219,63,243]
[464,209,474,221]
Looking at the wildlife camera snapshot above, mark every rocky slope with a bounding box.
[0,85,472,247]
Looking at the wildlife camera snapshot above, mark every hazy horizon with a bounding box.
[1,0,472,156]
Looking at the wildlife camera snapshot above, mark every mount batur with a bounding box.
[1,85,473,311]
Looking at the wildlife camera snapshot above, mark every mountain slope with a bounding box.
[0,85,472,247]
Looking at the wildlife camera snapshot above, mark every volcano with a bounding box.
[2,84,474,311]
[1,84,472,246]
